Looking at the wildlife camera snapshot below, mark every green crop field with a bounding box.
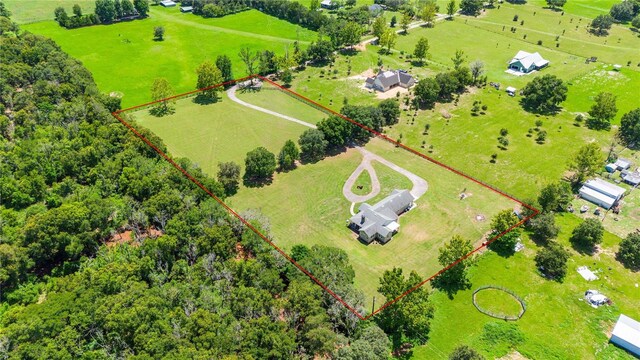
[4,0,95,24]
[22,7,316,107]
[132,91,310,176]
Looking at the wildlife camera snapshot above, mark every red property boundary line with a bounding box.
[112,74,540,321]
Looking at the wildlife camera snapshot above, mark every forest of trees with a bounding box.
[54,0,149,29]
[0,13,401,358]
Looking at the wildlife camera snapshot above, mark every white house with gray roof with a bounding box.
[508,51,549,74]
[348,189,415,244]
[365,70,415,92]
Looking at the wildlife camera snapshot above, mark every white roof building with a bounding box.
[508,51,549,74]
[579,178,626,210]
[614,158,632,170]
[610,314,640,356]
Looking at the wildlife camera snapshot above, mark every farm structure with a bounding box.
[610,314,640,357]
[578,178,626,210]
[365,69,416,93]
[348,189,415,244]
[508,51,549,74]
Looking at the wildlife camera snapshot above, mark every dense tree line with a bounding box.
[54,0,148,29]
[0,13,393,357]
[192,0,249,18]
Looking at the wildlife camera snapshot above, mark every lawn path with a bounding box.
[227,85,318,129]
[152,10,311,45]
[227,84,428,211]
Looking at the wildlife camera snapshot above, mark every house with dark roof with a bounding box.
[365,70,415,92]
[508,51,549,74]
[348,189,415,244]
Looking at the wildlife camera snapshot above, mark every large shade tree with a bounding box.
[521,74,568,114]
[244,147,277,183]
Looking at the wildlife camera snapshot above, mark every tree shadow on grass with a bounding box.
[242,175,273,188]
[570,239,598,256]
[193,94,219,105]
[518,98,562,116]
[149,105,175,117]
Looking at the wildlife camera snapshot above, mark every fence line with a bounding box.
[472,285,526,321]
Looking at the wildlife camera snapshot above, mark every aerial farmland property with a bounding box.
[1,0,640,359]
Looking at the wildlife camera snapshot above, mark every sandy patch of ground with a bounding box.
[498,351,530,360]
[376,86,409,99]
[348,68,375,81]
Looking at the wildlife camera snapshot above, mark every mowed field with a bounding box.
[132,90,310,176]
[418,214,640,359]
[4,0,95,24]
[22,6,316,107]
[230,136,518,308]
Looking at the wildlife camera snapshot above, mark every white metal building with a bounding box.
[578,178,626,209]
[610,314,640,357]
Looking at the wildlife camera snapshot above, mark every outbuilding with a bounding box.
[320,0,335,9]
[578,178,626,210]
[160,0,176,7]
[610,314,640,357]
[180,6,193,12]
[614,158,632,171]
[505,86,517,96]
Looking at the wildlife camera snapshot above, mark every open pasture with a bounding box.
[131,90,313,176]
[22,7,316,107]
[230,137,520,309]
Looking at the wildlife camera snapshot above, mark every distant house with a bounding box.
[365,70,415,92]
[578,178,626,210]
[180,6,193,12]
[348,189,415,244]
[610,314,640,357]
[160,0,176,7]
[622,171,640,186]
[508,51,549,74]
[368,4,384,15]
[614,157,632,171]
[320,0,335,9]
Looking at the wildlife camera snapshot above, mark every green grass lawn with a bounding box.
[351,169,373,196]
[473,287,525,319]
[230,138,517,309]
[22,7,316,107]
[131,92,310,175]
[235,86,328,125]
[4,0,95,24]
[414,213,640,359]
[461,2,640,67]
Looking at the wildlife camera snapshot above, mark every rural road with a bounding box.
[227,84,428,214]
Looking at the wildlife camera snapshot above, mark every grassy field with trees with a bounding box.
[132,92,311,175]
[7,0,640,357]
[22,6,317,106]
[230,138,518,307]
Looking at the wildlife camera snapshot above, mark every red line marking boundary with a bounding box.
[113,74,539,321]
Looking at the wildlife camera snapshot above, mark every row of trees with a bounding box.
[192,0,249,18]
[413,50,484,109]
[54,0,148,28]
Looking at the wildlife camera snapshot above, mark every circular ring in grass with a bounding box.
[472,286,526,321]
